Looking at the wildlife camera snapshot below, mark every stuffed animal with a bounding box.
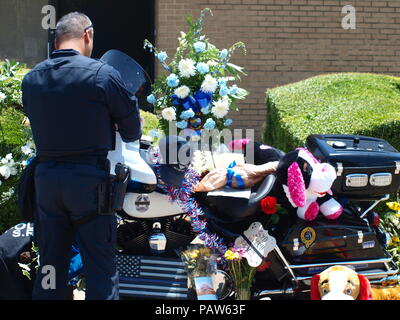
[310,266,373,300]
[272,148,343,221]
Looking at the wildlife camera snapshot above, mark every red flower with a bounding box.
[261,196,277,215]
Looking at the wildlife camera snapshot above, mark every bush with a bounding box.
[263,73,400,152]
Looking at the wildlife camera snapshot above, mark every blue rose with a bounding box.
[224,119,233,127]
[220,49,228,59]
[218,79,227,87]
[229,85,238,95]
[196,62,209,75]
[203,118,216,130]
[180,109,195,120]
[166,74,180,88]
[157,51,168,63]
[219,86,229,97]
[194,41,206,53]
[147,94,157,104]
[177,120,188,129]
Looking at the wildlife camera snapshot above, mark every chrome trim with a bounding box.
[345,174,369,188]
[395,161,400,175]
[288,255,393,270]
[360,194,390,219]
[336,163,343,177]
[370,173,392,187]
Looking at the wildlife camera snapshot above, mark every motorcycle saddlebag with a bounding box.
[306,134,400,199]
[279,215,387,269]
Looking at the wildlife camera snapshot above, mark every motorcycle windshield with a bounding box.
[101,49,153,112]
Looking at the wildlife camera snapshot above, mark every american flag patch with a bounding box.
[116,255,188,300]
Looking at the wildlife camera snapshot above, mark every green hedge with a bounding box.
[263,73,400,152]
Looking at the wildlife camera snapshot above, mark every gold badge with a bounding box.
[300,227,316,249]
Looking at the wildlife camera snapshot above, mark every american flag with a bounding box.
[116,255,189,300]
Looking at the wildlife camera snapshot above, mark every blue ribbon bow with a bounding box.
[227,161,245,190]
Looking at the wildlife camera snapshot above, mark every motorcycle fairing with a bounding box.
[108,132,157,187]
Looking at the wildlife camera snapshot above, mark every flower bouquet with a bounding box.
[224,247,257,300]
[181,245,219,300]
[144,8,248,137]
[380,202,400,268]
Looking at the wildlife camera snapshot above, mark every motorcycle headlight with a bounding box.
[345,174,368,188]
[370,173,392,187]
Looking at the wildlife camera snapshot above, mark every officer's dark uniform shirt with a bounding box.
[22,49,141,158]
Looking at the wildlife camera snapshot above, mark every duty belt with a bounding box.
[38,156,109,171]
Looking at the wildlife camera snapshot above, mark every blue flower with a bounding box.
[157,51,168,63]
[201,106,211,115]
[224,119,233,127]
[166,74,180,88]
[229,85,238,95]
[219,86,229,97]
[218,79,227,87]
[194,41,206,53]
[180,108,195,120]
[220,49,228,59]
[149,129,161,139]
[147,94,157,104]
[177,120,188,129]
[204,118,216,130]
[196,62,209,75]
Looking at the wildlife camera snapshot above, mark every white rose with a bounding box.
[178,59,196,78]
[211,99,230,119]
[201,74,218,94]
[174,86,190,99]
[162,107,177,122]
[0,166,11,180]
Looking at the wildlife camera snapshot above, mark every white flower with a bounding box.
[162,107,177,122]
[211,99,230,119]
[21,161,28,167]
[10,167,17,176]
[201,74,218,94]
[0,166,11,180]
[5,153,12,160]
[1,158,8,165]
[21,145,33,155]
[0,92,6,103]
[178,59,196,78]
[174,86,190,99]
[207,60,218,67]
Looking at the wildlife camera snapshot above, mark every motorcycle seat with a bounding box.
[203,174,276,222]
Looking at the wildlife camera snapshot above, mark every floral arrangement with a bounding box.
[380,202,400,268]
[224,247,257,300]
[144,8,248,136]
[181,245,219,300]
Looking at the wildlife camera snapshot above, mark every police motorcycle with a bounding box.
[102,50,400,300]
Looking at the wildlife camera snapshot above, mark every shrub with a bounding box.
[263,73,400,152]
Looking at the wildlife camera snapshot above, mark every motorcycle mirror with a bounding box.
[100,49,153,113]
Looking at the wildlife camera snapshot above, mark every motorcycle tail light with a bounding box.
[345,174,368,188]
[370,173,392,187]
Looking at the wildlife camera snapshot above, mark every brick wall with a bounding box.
[155,0,400,140]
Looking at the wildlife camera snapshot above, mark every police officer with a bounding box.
[22,12,142,300]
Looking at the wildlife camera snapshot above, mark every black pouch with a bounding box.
[17,157,39,223]
[97,177,114,215]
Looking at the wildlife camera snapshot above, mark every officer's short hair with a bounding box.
[55,12,93,43]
